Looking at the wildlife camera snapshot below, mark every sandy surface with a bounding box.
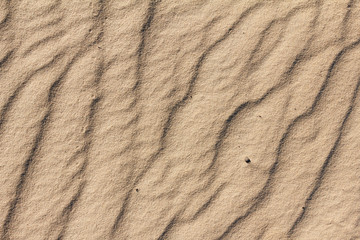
[1,0,360,239]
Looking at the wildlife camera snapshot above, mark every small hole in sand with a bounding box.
[136,189,139,192]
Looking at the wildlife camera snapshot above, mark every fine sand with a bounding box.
[1,0,360,239]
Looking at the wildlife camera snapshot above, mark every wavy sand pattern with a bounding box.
[1,0,360,239]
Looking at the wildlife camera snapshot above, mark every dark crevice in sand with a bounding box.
[288,71,360,237]
[111,0,161,234]
[111,191,132,235]
[0,0,11,30]
[156,214,178,240]
[341,0,355,40]
[27,0,62,21]
[55,182,85,240]
[60,95,101,193]
[191,184,226,221]
[65,149,84,168]
[0,52,65,135]
[28,16,64,32]
[54,96,102,237]
[244,19,285,76]
[255,226,268,240]
[243,3,313,80]
[132,0,160,93]
[64,89,102,180]
[0,49,14,69]
[1,111,50,240]
[23,30,66,57]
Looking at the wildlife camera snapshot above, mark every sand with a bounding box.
[1,0,360,239]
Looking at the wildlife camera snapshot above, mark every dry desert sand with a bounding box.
[1,0,360,239]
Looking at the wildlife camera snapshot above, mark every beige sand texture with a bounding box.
[1,0,360,239]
